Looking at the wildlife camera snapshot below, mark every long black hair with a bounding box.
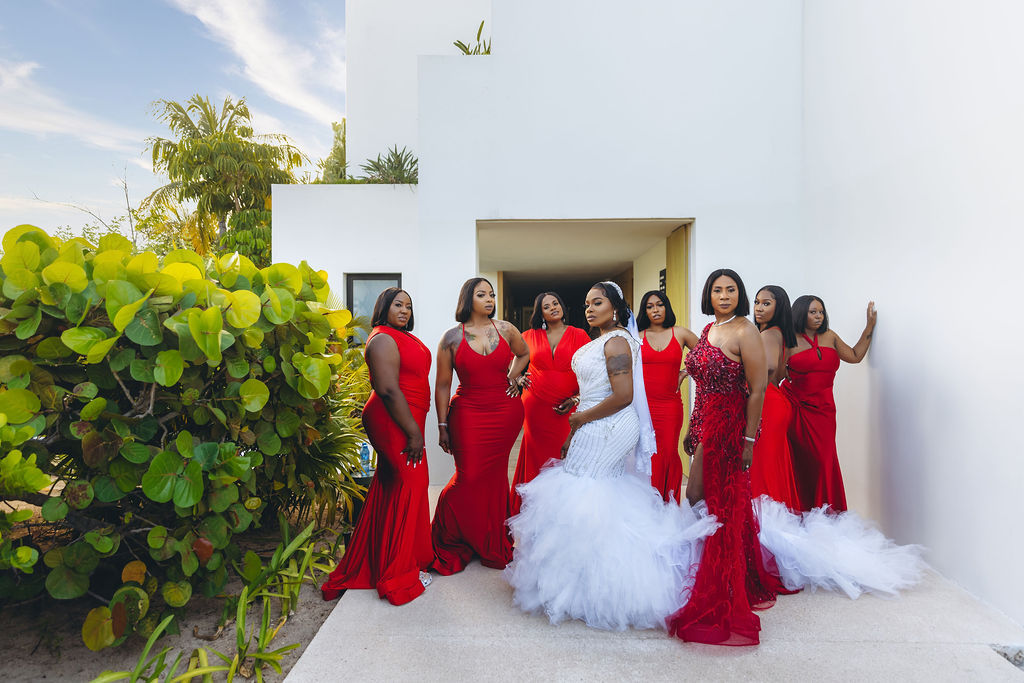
[371,287,413,331]
[529,291,567,330]
[589,281,630,327]
[700,268,750,317]
[755,285,796,348]
[454,277,495,323]
[791,295,829,336]
[636,290,676,331]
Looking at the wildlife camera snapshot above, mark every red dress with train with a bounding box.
[641,332,685,502]
[321,325,433,605]
[782,333,847,511]
[749,328,801,509]
[431,323,524,574]
[509,326,590,516]
[667,323,793,646]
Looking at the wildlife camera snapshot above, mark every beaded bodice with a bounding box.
[685,324,748,396]
[570,329,640,411]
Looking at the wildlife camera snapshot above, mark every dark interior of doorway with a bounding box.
[500,269,633,334]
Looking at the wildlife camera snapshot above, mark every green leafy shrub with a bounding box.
[0,224,367,649]
[359,146,419,184]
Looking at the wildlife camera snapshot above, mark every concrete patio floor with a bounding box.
[287,484,1024,682]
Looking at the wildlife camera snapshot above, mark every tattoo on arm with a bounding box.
[606,353,632,377]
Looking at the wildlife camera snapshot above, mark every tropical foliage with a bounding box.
[0,224,368,650]
[454,20,492,55]
[317,120,348,184]
[359,146,419,185]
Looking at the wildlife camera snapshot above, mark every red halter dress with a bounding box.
[431,322,524,574]
[321,325,433,605]
[640,331,685,502]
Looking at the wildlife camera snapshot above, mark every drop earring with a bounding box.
[542,321,547,330]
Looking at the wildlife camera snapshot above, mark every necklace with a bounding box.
[714,314,737,327]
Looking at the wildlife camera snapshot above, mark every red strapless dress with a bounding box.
[321,325,433,605]
[782,333,846,511]
[749,383,802,509]
[431,323,523,574]
[641,332,685,502]
[509,326,590,516]
[667,324,793,646]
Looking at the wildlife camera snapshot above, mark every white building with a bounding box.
[274,0,1024,626]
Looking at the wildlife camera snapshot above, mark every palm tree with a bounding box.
[143,95,307,239]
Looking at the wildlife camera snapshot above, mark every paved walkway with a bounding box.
[287,487,1024,682]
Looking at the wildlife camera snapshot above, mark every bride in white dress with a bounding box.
[504,282,718,631]
[505,281,925,634]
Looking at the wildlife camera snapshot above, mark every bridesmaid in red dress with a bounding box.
[749,285,802,509]
[669,269,792,646]
[508,292,590,516]
[321,288,434,605]
[432,277,529,574]
[636,290,697,502]
[783,296,876,512]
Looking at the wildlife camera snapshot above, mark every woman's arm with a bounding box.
[365,335,424,463]
[739,323,768,471]
[434,327,460,453]
[832,301,877,364]
[500,321,531,396]
[675,326,698,387]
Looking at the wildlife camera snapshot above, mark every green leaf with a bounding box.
[45,564,89,600]
[82,606,116,651]
[62,479,94,510]
[37,336,74,359]
[173,459,203,508]
[153,349,184,387]
[261,263,302,294]
[79,397,107,421]
[226,502,253,533]
[242,328,264,348]
[180,549,199,577]
[0,356,33,382]
[223,289,262,328]
[41,261,88,293]
[129,357,156,383]
[192,442,219,471]
[197,515,230,549]
[82,429,121,468]
[226,354,249,379]
[124,308,162,346]
[238,378,270,413]
[113,289,155,332]
[108,347,135,372]
[257,430,281,455]
[85,530,115,554]
[119,442,152,464]
[260,287,295,325]
[141,451,183,503]
[110,584,149,626]
[41,497,69,522]
[147,526,167,549]
[93,475,128,502]
[85,335,120,364]
[104,280,143,322]
[188,306,223,364]
[0,388,41,424]
[73,381,99,400]
[15,307,42,339]
[110,457,142,491]
[161,580,192,608]
[209,483,239,513]
[274,409,300,437]
[292,354,331,398]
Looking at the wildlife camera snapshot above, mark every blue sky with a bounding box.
[0,0,345,232]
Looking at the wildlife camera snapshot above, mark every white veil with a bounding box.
[602,282,657,476]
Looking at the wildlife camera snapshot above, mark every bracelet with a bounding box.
[438,423,448,427]
[743,436,755,443]
[571,396,580,405]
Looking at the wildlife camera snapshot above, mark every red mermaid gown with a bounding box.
[321,325,433,606]
[667,324,793,646]
[641,332,685,502]
[782,333,847,511]
[431,323,524,574]
[509,326,590,516]
[749,381,802,509]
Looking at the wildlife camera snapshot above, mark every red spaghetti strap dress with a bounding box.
[667,324,793,646]
[321,325,433,606]
[431,323,524,574]
[782,333,846,511]
[641,332,685,502]
[509,326,590,516]
[748,327,801,509]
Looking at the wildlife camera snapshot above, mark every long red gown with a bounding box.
[749,328,801,509]
[509,326,590,516]
[782,333,847,511]
[431,323,524,574]
[667,323,793,646]
[641,332,685,502]
[321,325,433,606]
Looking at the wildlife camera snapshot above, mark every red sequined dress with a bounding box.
[782,333,846,511]
[667,323,793,646]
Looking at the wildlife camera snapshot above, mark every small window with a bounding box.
[346,273,402,341]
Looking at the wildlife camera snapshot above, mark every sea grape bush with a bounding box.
[0,225,367,650]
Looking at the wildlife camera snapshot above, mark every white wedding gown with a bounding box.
[504,330,719,631]
[505,330,926,633]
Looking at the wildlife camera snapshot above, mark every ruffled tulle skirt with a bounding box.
[504,462,719,631]
[755,496,926,598]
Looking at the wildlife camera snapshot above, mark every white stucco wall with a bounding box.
[633,240,667,311]
[345,0,491,173]
[271,185,419,308]
[802,1,1024,624]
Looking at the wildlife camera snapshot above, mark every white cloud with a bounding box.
[169,0,345,124]
[0,60,147,153]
